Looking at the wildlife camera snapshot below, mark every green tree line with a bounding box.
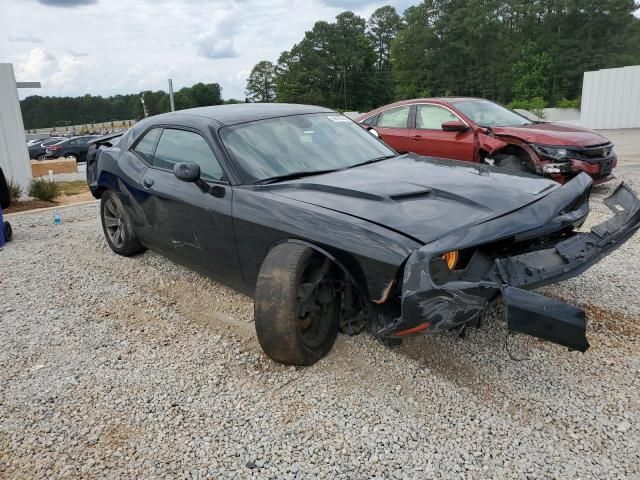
[246,0,640,111]
[20,82,227,130]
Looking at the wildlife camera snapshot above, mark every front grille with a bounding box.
[571,142,614,162]
[596,158,614,178]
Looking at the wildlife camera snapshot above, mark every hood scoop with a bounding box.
[390,189,432,202]
[273,182,385,202]
[390,188,489,210]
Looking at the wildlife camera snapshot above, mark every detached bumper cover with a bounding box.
[380,175,640,351]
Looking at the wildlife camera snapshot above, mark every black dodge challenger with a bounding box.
[87,104,640,365]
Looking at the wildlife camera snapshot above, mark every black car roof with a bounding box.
[150,103,335,126]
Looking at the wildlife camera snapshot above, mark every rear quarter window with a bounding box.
[377,106,411,129]
[133,128,162,164]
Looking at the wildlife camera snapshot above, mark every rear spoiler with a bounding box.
[88,132,124,148]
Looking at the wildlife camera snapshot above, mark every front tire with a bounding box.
[493,154,524,171]
[100,190,146,256]
[255,244,339,366]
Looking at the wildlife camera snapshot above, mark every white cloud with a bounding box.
[36,0,97,6]
[197,34,238,60]
[196,11,241,59]
[50,54,84,91]
[1,0,409,99]
[8,34,44,44]
[15,48,56,81]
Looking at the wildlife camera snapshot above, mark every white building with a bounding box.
[0,63,32,190]
[580,65,640,129]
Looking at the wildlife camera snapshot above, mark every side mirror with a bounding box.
[173,162,211,193]
[368,128,380,138]
[173,162,201,182]
[441,121,469,132]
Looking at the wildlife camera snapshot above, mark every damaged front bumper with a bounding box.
[540,156,617,184]
[379,174,640,351]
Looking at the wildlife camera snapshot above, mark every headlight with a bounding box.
[532,144,570,161]
[441,251,459,270]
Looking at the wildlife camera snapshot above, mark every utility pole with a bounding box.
[140,95,148,118]
[168,79,175,111]
[343,68,347,111]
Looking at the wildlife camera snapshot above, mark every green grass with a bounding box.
[56,180,89,196]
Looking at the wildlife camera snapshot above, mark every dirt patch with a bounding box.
[4,192,95,214]
[4,199,54,213]
[158,278,255,336]
[540,287,640,337]
[582,303,640,337]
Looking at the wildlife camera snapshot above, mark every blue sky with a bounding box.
[1,0,413,100]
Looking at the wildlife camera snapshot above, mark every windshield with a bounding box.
[220,113,395,183]
[452,99,532,127]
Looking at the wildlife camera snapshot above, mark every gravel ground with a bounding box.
[1,166,639,479]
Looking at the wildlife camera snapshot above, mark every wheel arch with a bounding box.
[492,137,540,172]
[266,238,374,301]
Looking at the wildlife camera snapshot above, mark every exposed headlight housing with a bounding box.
[441,251,459,270]
[532,144,570,161]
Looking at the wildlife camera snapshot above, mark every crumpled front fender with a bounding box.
[477,131,509,156]
[379,176,640,351]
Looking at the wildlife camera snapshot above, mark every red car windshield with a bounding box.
[452,99,533,128]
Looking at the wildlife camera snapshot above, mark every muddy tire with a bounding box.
[255,243,339,366]
[100,190,146,256]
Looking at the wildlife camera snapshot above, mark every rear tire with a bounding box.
[100,190,146,256]
[255,244,339,366]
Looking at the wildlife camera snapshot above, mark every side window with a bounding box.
[361,115,377,127]
[133,128,162,164]
[377,106,410,129]
[416,105,460,130]
[153,129,224,181]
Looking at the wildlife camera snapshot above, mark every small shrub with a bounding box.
[556,98,580,109]
[28,178,60,201]
[508,97,547,120]
[8,179,22,201]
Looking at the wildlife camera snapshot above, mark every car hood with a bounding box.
[491,123,610,147]
[268,154,560,244]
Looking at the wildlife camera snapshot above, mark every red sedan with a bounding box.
[356,98,616,184]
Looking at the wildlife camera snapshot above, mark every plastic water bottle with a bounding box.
[53,211,62,225]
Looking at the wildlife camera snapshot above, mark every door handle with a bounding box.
[143,178,154,188]
[411,135,423,140]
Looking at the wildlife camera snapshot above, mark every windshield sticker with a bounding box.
[327,115,350,123]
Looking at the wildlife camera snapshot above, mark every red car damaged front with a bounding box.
[489,122,617,184]
[356,98,617,184]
